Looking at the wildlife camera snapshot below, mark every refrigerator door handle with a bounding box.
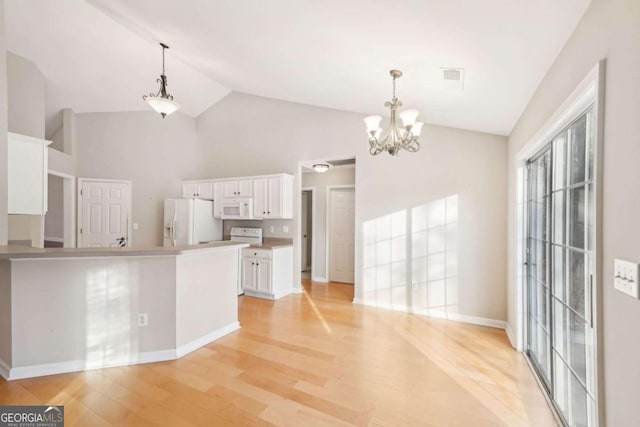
[172,217,177,246]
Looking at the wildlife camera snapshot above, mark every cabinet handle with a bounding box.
[256,263,259,266]
[263,211,266,214]
[267,211,271,214]
[251,262,255,265]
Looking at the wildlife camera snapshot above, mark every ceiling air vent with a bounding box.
[441,68,464,91]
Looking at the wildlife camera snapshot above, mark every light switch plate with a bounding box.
[282,225,289,233]
[133,222,139,230]
[614,259,639,298]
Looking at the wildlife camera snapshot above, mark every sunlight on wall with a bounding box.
[362,195,458,317]
[85,262,137,368]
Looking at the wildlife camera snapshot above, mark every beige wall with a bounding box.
[197,92,508,322]
[76,111,197,247]
[302,167,355,280]
[0,1,8,246]
[7,52,44,138]
[506,0,640,423]
[44,174,63,241]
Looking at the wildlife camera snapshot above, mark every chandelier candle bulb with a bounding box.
[364,69,422,156]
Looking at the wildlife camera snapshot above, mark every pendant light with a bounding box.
[364,70,422,156]
[143,43,180,118]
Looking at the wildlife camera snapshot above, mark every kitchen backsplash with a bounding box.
[222,219,294,239]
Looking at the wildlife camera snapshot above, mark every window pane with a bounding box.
[568,249,587,317]
[569,114,587,185]
[568,186,586,250]
[553,299,592,387]
[553,133,567,190]
[552,190,565,245]
[554,352,592,427]
[552,245,565,298]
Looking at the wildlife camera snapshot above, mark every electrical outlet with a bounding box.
[269,226,275,233]
[138,313,149,327]
[283,225,289,233]
[133,222,139,230]
[614,259,639,298]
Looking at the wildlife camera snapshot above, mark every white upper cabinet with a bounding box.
[213,182,224,218]
[182,181,213,200]
[253,174,293,219]
[223,179,252,198]
[8,132,51,215]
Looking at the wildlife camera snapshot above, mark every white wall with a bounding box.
[75,111,197,247]
[197,92,508,322]
[506,0,640,423]
[302,167,355,280]
[0,1,8,246]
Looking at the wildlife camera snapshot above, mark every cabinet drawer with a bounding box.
[242,248,272,259]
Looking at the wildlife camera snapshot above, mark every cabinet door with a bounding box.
[197,182,214,200]
[213,182,224,218]
[267,176,283,217]
[182,183,198,198]
[256,259,272,294]
[253,178,267,218]
[223,181,238,197]
[241,258,256,291]
[237,179,253,197]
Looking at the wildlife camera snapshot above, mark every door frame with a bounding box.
[77,178,133,248]
[513,60,605,426]
[301,187,316,276]
[326,185,355,282]
[47,169,76,248]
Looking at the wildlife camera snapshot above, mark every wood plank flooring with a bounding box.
[0,280,556,426]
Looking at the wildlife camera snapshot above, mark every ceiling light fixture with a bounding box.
[312,163,330,173]
[143,42,180,118]
[364,70,422,156]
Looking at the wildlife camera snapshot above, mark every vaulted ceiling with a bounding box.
[6,0,591,136]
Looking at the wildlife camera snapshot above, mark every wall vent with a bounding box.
[441,68,465,90]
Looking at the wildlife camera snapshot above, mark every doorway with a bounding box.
[301,189,313,277]
[78,178,132,248]
[525,108,596,426]
[328,186,355,284]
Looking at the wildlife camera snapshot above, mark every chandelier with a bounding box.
[364,70,423,156]
[143,43,180,118]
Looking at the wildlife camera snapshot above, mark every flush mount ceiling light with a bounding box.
[143,42,180,118]
[364,70,423,156]
[312,163,330,173]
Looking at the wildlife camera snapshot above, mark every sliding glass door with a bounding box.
[526,108,596,427]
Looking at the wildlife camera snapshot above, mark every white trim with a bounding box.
[77,178,133,248]
[352,299,506,329]
[0,358,10,380]
[325,185,356,282]
[48,169,74,180]
[311,275,329,283]
[176,322,240,358]
[1,322,242,381]
[505,323,516,348]
[47,172,76,248]
[4,349,176,381]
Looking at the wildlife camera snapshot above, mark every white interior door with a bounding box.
[301,191,309,271]
[329,188,355,283]
[79,180,131,248]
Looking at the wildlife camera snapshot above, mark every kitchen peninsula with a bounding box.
[0,241,248,380]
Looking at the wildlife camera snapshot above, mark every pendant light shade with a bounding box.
[143,43,180,118]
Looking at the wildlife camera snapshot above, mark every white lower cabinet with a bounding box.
[241,246,293,300]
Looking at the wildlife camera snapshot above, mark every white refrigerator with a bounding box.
[163,199,222,246]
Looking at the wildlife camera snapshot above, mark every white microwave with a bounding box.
[221,198,254,220]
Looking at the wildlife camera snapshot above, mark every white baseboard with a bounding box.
[505,322,517,349]
[3,322,242,381]
[311,276,329,283]
[0,357,10,380]
[6,349,176,381]
[176,322,240,358]
[353,299,506,330]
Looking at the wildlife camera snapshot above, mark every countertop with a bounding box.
[0,240,250,260]
[248,238,293,249]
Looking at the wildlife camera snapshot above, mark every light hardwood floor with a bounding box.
[0,280,556,426]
